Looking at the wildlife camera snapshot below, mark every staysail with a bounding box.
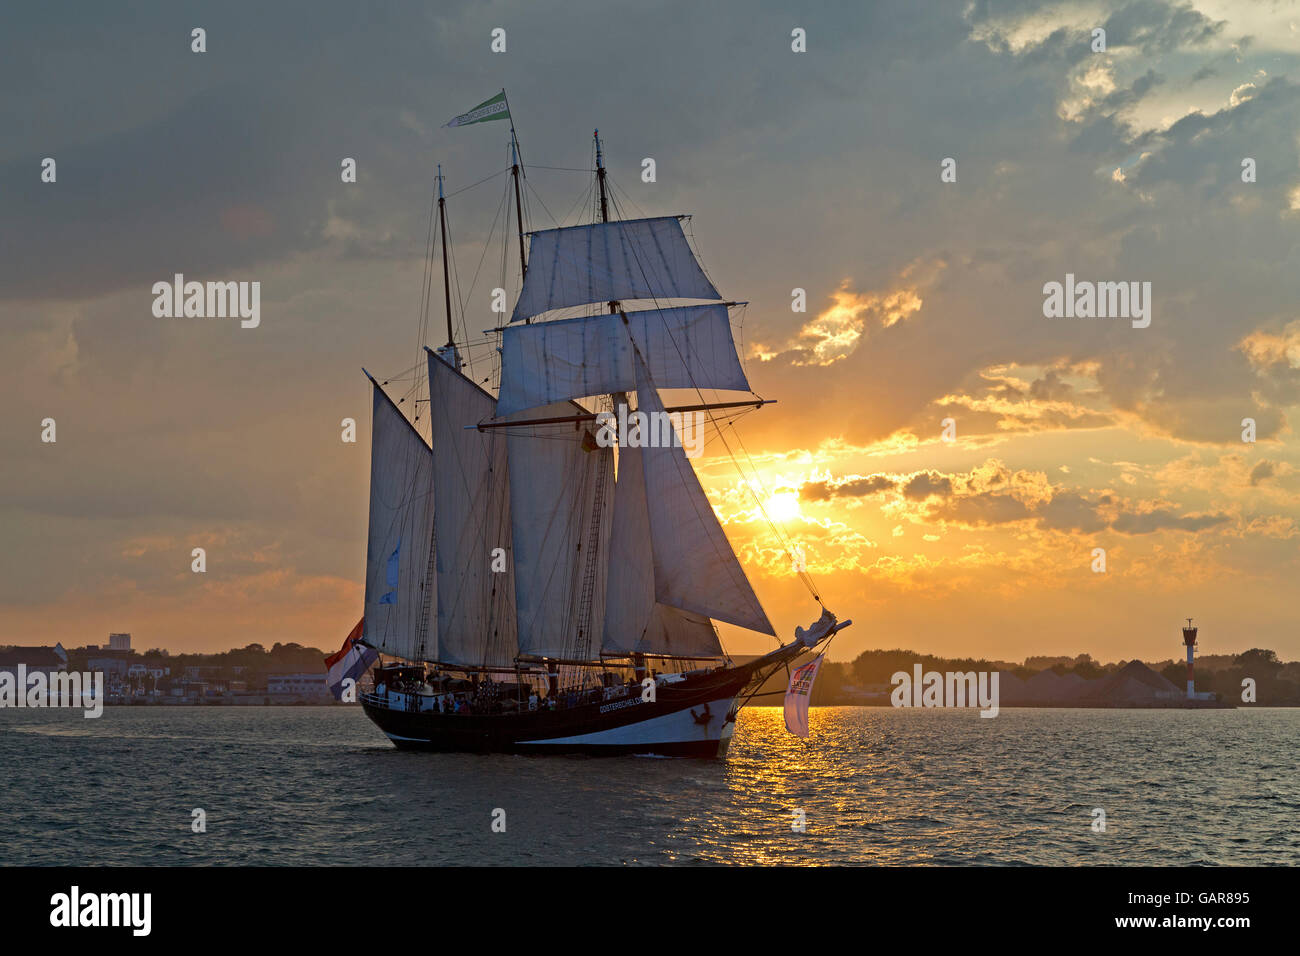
[496,304,750,416]
[634,358,776,635]
[510,217,721,323]
[363,380,436,661]
[507,407,614,660]
[427,351,518,669]
[601,443,724,658]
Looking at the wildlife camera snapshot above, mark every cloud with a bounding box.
[754,268,934,366]
[1029,368,1075,401]
[903,471,955,500]
[1248,460,1276,486]
[800,474,897,501]
[929,491,1034,525]
[1109,508,1231,534]
[1038,491,1110,533]
[1239,320,1300,370]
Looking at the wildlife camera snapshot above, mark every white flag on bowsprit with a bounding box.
[783,654,825,738]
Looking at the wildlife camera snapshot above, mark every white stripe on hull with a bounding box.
[517,696,737,747]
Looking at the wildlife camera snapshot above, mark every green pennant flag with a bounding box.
[443,91,510,128]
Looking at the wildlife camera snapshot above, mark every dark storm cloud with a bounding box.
[1028,369,1074,402]
[1128,77,1300,196]
[1248,460,1276,486]
[1101,0,1225,53]
[800,474,898,501]
[930,491,1033,525]
[741,1,1299,451]
[1038,491,1109,533]
[0,86,339,301]
[903,472,955,500]
[1110,508,1231,534]
[925,485,1228,537]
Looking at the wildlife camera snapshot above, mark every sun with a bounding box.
[765,491,802,524]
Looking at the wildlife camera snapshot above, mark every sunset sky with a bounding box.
[3,1,1299,663]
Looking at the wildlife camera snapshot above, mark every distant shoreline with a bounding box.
[12,699,1270,711]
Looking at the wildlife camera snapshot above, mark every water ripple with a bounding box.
[0,705,1296,865]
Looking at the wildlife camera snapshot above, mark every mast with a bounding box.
[595,129,611,226]
[505,90,529,318]
[437,165,454,353]
[569,129,618,669]
[511,133,527,281]
[594,129,617,315]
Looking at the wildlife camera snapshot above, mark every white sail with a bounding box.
[507,408,614,660]
[511,216,721,322]
[635,359,775,635]
[427,352,518,669]
[496,304,750,417]
[602,444,725,658]
[363,381,436,661]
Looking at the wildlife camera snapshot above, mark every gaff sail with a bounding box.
[362,381,435,662]
[506,407,613,661]
[426,351,518,669]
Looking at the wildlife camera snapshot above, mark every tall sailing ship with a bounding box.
[355,98,849,756]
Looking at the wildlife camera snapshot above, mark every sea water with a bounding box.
[0,705,1294,865]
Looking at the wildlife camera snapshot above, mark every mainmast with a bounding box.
[436,165,458,367]
[596,133,639,678]
[570,129,619,671]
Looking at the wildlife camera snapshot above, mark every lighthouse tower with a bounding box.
[1181,618,1198,699]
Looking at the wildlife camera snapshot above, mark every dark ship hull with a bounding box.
[360,644,806,757]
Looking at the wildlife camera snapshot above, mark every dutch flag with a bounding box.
[325,618,376,701]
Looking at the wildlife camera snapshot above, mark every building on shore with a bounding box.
[996,660,1226,707]
[267,673,330,699]
[88,656,130,678]
[0,645,69,680]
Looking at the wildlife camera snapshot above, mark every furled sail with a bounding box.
[510,216,721,323]
[427,352,518,669]
[634,359,776,635]
[602,444,725,659]
[363,381,436,661]
[507,407,614,660]
[496,304,750,416]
